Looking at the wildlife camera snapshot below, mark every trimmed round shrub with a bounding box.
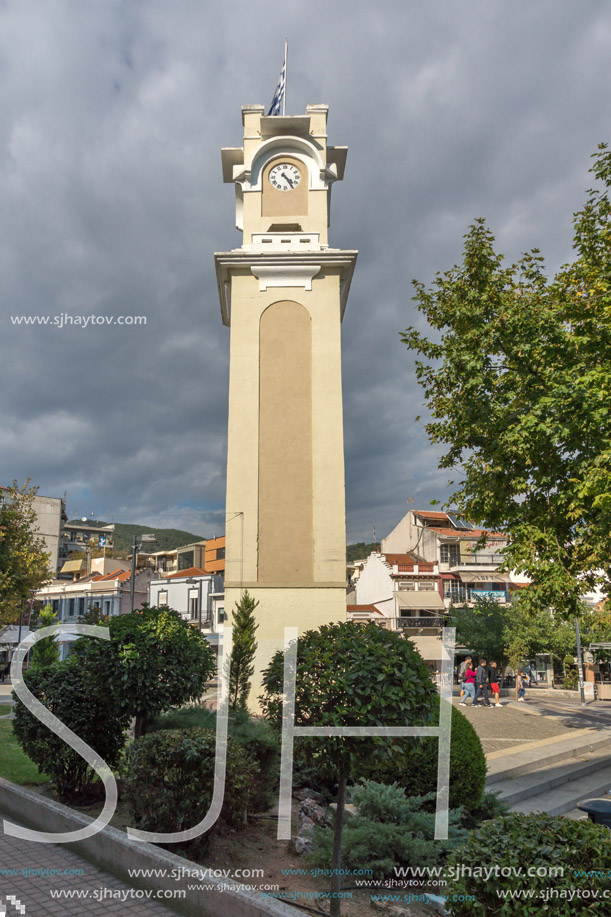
[123,727,257,846]
[148,706,280,813]
[445,813,611,915]
[12,655,130,800]
[355,699,487,811]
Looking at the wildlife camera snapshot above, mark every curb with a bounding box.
[0,778,300,917]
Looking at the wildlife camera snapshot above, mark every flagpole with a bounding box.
[283,37,287,116]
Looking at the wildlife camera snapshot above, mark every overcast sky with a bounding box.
[1,0,609,543]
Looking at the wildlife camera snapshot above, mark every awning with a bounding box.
[394,591,445,610]
[0,627,31,645]
[408,635,444,660]
[60,559,86,573]
[457,572,506,583]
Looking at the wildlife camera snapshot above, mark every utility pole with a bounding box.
[130,533,157,611]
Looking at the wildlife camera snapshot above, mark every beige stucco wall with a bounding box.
[224,584,347,704]
[258,301,313,583]
[224,272,347,591]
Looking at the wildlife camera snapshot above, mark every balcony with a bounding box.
[397,616,446,629]
[448,553,505,567]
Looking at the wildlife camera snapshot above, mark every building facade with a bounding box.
[34,567,153,659]
[382,510,514,610]
[348,550,447,674]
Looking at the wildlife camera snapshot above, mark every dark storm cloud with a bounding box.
[1,0,609,542]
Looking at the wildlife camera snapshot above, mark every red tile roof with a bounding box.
[347,605,383,615]
[164,567,207,579]
[96,569,131,582]
[382,553,420,566]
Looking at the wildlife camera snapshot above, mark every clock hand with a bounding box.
[281,171,294,188]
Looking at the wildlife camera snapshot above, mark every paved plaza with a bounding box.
[0,815,173,916]
[454,693,611,754]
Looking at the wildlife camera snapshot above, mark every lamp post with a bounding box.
[130,533,157,611]
[575,617,587,707]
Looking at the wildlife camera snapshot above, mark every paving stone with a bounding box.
[0,811,172,915]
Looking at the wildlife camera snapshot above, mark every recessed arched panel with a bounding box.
[258,301,313,583]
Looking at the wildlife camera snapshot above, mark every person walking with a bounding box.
[489,661,502,707]
[460,658,477,706]
[517,670,527,702]
[473,658,492,707]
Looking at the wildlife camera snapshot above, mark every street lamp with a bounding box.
[130,533,157,611]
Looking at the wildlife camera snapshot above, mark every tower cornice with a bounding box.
[214,249,358,326]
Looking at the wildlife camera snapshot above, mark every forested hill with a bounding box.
[71,522,377,562]
[346,542,380,562]
[68,521,206,556]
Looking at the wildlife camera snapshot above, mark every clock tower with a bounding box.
[215,104,357,703]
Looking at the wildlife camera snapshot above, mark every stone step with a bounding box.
[486,728,610,784]
[490,746,611,805]
[564,807,589,821]
[509,765,611,817]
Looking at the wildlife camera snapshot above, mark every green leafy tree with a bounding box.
[261,621,438,917]
[13,654,130,799]
[503,598,576,672]
[0,480,50,626]
[402,144,611,618]
[451,595,513,675]
[228,590,259,710]
[29,603,60,670]
[70,605,215,737]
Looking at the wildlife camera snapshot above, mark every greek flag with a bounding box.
[267,44,287,116]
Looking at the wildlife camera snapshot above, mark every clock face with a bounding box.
[269,162,301,191]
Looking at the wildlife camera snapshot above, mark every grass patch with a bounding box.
[0,718,50,787]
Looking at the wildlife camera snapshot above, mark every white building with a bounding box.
[148,567,225,654]
[382,510,515,609]
[34,567,153,659]
[348,549,446,674]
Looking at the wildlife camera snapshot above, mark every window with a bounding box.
[443,581,468,603]
[189,595,199,620]
[104,600,112,615]
[157,590,168,606]
[418,581,436,591]
[216,547,225,560]
[397,581,416,591]
[218,608,226,623]
[78,597,85,617]
[440,544,461,566]
[178,551,194,571]
[68,598,75,616]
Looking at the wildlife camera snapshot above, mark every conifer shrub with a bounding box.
[123,727,257,848]
[309,780,466,878]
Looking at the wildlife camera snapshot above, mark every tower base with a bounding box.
[223,584,347,710]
